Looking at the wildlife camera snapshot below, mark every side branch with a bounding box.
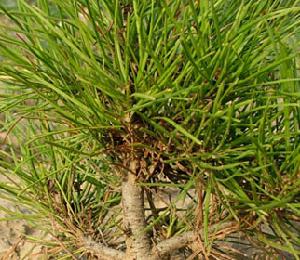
[82,236,125,260]
[154,231,196,257]
[154,221,237,257]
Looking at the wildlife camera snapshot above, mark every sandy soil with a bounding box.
[0,175,46,259]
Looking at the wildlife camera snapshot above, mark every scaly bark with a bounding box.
[83,236,125,260]
[153,231,196,258]
[122,160,153,259]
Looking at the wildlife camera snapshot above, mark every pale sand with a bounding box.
[0,175,45,259]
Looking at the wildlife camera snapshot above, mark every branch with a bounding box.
[154,231,196,257]
[154,221,237,257]
[82,236,125,260]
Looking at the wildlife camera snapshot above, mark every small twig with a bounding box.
[145,188,159,218]
[1,236,24,260]
[0,116,24,145]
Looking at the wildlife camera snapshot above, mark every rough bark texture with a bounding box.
[122,160,153,260]
[83,236,125,260]
[154,231,196,257]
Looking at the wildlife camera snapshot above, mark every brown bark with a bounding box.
[153,221,237,258]
[83,236,125,260]
[122,160,153,259]
[153,231,196,258]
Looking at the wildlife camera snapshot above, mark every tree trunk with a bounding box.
[122,160,153,259]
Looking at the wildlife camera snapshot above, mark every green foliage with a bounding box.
[0,0,300,258]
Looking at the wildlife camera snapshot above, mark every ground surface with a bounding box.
[0,174,45,259]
